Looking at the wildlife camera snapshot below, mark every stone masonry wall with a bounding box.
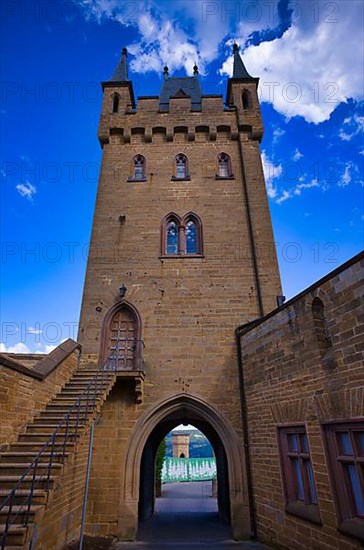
[32,424,91,550]
[239,253,364,550]
[0,346,80,448]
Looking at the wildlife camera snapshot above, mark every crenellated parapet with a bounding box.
[98,46,264,145]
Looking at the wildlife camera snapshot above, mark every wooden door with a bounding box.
[105,307,137,370]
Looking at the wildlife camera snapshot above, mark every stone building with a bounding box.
[172,432,190,458]
[0,45,362,550]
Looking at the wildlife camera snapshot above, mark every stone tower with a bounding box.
[77,45,282,541]
[172,432,190,458]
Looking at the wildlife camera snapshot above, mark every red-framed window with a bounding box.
[277,425,321,524]
[323,420,364,541]
[161,213,203,257]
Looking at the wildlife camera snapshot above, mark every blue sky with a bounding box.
[0,0,363,353]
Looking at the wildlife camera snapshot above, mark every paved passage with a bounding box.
[114,482,269,550]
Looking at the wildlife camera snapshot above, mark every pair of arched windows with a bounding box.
[162,213,203,256]
[128,153,233,181]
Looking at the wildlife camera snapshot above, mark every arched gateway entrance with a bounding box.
[121,394,251,541]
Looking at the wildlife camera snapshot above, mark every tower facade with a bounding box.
[77,46,282,540]
[172,432,190,458]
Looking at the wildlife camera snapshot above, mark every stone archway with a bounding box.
[120,393,251,541]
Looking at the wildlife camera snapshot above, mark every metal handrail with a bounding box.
[0,341,144,549]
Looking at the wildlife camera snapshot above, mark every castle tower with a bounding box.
[172,432,190,458]
[78,45,282,540]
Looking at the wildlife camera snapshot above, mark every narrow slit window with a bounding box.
[217,153,233,178]
[242,89,251,110]
[112,94,120,113]
[176,154,188,179]
[133,155,145,180]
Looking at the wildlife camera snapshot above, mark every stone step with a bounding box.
[0,475,55,490]
[18,432,77,443]
[57,389,94,395]
[0,489,47,506]
[32,415,85,425]
[50,397,102,406]
[0,462,62,477]
[0,524,27,546]
[0,504,44,524]
[44,403,89,412]
[70,373,99,379]
[25,424,79,434]
[9,441,74,453]
[0,451,70,464]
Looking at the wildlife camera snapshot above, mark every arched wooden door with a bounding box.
[103,305,139,370]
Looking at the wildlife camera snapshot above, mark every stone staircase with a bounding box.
[0,365,117,549]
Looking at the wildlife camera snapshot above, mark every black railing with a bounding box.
[0,342,144,549]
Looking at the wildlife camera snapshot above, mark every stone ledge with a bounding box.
[0,339,81,380]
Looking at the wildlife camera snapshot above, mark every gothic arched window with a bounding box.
[161,213,203,256]
[166,220,179,255]
[217,153,233,178]
[128,155,146,181]
[173,154,189,180]
[186,220,197,254]
[112,93,120,113]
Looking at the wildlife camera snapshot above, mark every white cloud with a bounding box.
[27,326,43,335]
[359,150,364,156]
[276,190,292,204]
[339,163,353,187]
[339,114,364,141]
[293,148,303,161]
[129,19,202,75]
[261,150,282,198]
[0,342,32,353]
[76,0,281,75]
[0,342,57,354]
[76,1,363,122]
[16,181,36,200]
[293,178,319,196]
[220,2,364,124]
[273,127,285,143]
[339,129,353,141]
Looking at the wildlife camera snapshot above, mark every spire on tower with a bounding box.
[110,47,129,82]
[193,63,199,75]
[232,43,253,79]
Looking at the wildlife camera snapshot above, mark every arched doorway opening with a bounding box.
[138,422,226,542]
[122,394,250,541]
[139,419,230,525]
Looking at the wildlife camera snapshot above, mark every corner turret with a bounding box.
[226,44,263,141]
